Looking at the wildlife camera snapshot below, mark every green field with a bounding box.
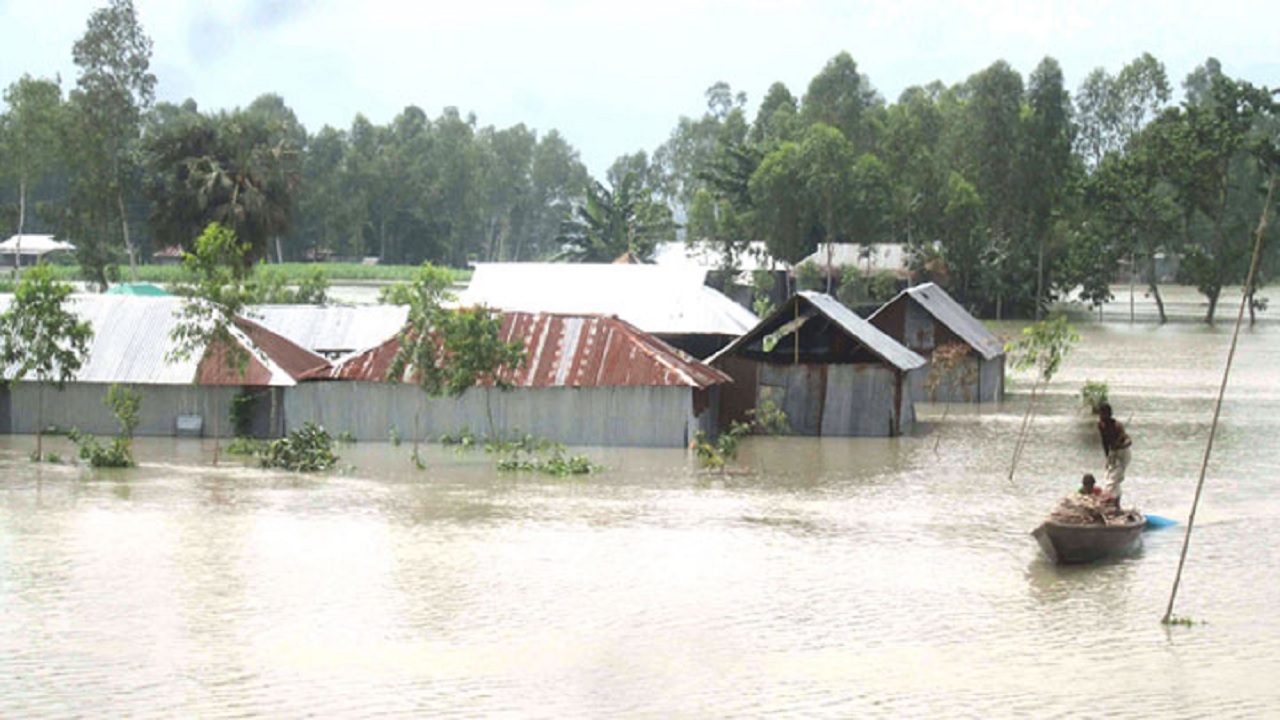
[35,262,471,286]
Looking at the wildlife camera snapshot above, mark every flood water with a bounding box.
[3,308,1279,717]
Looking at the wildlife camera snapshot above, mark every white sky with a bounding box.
[2,0,1278,177]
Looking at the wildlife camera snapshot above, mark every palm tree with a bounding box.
[555,173,675,262]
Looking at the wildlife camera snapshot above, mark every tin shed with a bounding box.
[708,292,926,437]
[289,311,732,447]
[459,263,757,359]
[0,295,329,438]
[868,283,1005,403]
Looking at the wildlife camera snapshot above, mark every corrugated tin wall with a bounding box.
[906,355,1004,404]
[821,364,901,436]
[8,383,246,437]
[284,383,712,448]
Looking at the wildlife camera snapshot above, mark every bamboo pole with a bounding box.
[1163,173,1276,624]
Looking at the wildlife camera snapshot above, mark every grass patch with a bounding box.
[44,262,470,286]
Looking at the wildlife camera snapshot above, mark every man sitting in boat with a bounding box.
[1078,473,1102,497]
[1097,403,1132,503]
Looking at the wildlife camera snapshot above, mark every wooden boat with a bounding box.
[1032,512,1146,564]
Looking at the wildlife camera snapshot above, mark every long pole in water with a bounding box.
[1163,173,1277,624]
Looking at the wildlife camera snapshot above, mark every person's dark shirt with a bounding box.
[1098,418,1131,455]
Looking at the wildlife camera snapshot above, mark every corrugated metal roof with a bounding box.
[460,263,758,336]
[249,304,409,358]
[873,282,1005,360]
[0,294,328,386]
[315,311,732,389]
[707,292,926,372]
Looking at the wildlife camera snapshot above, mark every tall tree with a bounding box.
[1022,57,1077,317]
[1150,68,1272,322]
[143,99,302,266]
[750,82,800,146]
[0,264,94,460]
[801,52,882,150]
[749,141,812,266]
[2,76,64,239]
[797,124,857,291]
[69,0,156,279]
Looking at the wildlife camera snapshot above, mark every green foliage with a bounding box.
[0,264,95,459]
[168,222,252,372]
[0,264,94,388]
[226,436,268,456]
[68,384,142,468]
[245,266,330,304]
[1009,315,1080,385]
[750,269,777,317]
[795,260,824,291]
[690,421,751,471]
[745,399,790,435]
[143,99,301,265]
[555,173,677,262]
[495,444,599,476]
[1081,380,1110,414]
[440,428,477,447]
[260,422,339,472]
[389,262,525,399]
[69,428,134,468]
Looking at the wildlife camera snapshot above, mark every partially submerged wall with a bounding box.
[284,383,713,448]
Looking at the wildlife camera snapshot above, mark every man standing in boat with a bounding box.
[1097,403,1132,503]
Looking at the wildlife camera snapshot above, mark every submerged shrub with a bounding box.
[495,443,599,476]
[260,423,339,472]
[69,428,134,468]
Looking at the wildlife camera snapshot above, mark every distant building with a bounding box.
[151,246,185,265]
[459,262,758,359]
[796,243,911,279]
[869,282,1005,403]
[708,292,926,437]
[292,311,731,447]
[0,234,75,268]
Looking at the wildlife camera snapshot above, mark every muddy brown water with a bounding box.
[2,311,1279,717]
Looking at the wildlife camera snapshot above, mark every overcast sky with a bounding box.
[3,0,1278,177]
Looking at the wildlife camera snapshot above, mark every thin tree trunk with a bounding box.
[17,176,26,236]
[212,394,220,466]
[484,387,496,439]
[275,236,284,264]
[116,188,138,282]
[1146,253,1166,324]
[36,382,44,460]
[1035,235,1045,320]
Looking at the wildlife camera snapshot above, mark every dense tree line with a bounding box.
[2,0,1279,321]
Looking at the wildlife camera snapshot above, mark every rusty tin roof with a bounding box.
[314,311,732,389]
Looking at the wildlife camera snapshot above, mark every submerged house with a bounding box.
[868,282,1005,403]
[289,311,732,447]
[708,292,926,437]
[459,263,758,359]
[0,295,329,438]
